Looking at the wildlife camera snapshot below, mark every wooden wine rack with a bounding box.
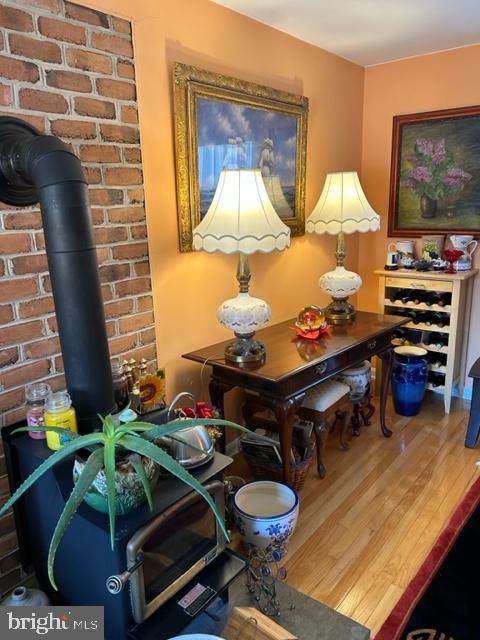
[375,268,478,414]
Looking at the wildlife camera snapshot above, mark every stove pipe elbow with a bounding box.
[0,117,116,433]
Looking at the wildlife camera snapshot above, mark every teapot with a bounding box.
[448,235,477,271]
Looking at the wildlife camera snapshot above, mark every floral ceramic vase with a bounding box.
[337,360,371,402]
[73,454,159,515]
[391,346,428,416]
[233,481,299,555]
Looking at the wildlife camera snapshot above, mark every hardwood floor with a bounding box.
[231,392,479,636]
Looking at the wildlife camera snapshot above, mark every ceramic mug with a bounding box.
[386,249,398,268]
[449,235,478,271]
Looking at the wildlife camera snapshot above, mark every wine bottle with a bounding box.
[426,312,450,328]
[438,292,451,307]
[389,288,406,303]
[428,372,445,387]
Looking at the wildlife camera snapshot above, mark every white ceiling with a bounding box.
[212,0,480,66]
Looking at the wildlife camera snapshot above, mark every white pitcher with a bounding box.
[449,235,478,271]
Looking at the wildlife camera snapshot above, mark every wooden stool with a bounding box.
[297,379,353,478]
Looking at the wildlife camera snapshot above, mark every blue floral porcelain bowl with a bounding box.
[233,480,299,554]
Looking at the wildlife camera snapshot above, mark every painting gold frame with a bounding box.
[173,62,309,252]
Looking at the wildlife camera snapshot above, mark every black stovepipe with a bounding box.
[0,116,116,433]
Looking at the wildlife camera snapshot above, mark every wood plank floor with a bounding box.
[231,392,480,637]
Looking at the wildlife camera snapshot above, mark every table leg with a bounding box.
[209,378,234,454]
[272,398,297,485]
[378,348,393,437]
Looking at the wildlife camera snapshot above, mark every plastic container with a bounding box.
[25,382,52,440]
[44,391,78,451]
[1,585,50,606]
[391,346,428,416]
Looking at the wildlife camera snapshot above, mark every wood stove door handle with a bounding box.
[106,553,144,594]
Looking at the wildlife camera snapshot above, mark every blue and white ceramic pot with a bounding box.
[391,346,428,416]
[337,360,371,401]
[233,480,299,555]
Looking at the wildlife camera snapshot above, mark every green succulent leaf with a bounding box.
[12,425,79,439]
[119,418,250,440]
[0,433,105,518]
[120,435,230,541]
[47,448,104,590]
[129,454,154,511]
[104,438,117,550]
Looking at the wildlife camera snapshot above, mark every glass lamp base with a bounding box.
[225,333,266,364]
[324,297,356,324]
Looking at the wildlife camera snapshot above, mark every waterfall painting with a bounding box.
[173,63,308,252]
[389,105,480,237]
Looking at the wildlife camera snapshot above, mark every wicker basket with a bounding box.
[242,449,313,492]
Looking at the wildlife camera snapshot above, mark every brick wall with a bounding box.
[0,0,156,597]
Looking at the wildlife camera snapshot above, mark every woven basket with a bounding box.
[242,449,313,492]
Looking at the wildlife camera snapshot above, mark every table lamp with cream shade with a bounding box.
[306,171,380,324]
[193,168,290,363]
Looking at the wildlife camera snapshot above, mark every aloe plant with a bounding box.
[0,415,247,590]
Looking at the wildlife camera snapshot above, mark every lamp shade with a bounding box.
[193,169,291,254]
[306,171,380,235]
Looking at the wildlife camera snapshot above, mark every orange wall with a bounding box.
[77,0,365,402]
[359,45,480,386]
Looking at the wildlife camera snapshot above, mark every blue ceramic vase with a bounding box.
[391,346,428,416]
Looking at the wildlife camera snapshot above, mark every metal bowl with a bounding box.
[163,424,214,468]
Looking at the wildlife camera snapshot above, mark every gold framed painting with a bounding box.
[173,62,309,252]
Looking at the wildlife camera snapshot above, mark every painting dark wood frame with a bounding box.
[388,104,480,237]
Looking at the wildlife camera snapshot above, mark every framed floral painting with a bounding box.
[388,105,480,236]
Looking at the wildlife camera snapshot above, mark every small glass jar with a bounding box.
[44,391,78,451]
[26,382,52,440]
[112,361,129,411]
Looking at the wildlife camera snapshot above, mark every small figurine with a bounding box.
[291,305,329,340]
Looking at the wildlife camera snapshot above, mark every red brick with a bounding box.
[0,32,4,51]
[9,34,62,63]
[115,277,150,297]
[91,32,133,57]
[108,206,145,223]
[0,513,16,538]
[50,119,96,140]
[35,231,45,251]
[16,0,61,11]
[66,47,112,75]
[134,261,150,276]
[0,261,3,277]
[137,296,153,312]
[84,166,102,184]
[112,17,131,34]
[1,359,50,390]
[90,208,104,225]
[38,17,86,45]
[0,348,19,369]
[124,343,156,365]
[94,226,128,245]
[4,211,42,230]
[123,147,142,163]
[12,254,48,275]
[54,354,63,372]
[0,55,39,83]
[104,299,134,319]
[127,188,144,205]
[117,59,134,80]
[101,284,112,301]
[131,224,147,239]
[118,311,154,334]
[74,96,115,119]
[0,567,23,594]
[0,278,38,303]
[89,189,124,206]
[42,274,51,294]
[96,78,135,100]
[121,105,138,124]
[65,2,110,28]
[0,389,25,411]
[19,296,55,319]
[95,246,109,264]
[0,533,18,559]
[98,263,130,283]
[79,144,120,163]
[0,84,11,106]
[0,233,31,255]
[24,336,60,359]
[42,373,65,393]
[0,550,21,575]
[0,304,13,324]
[112,242,148,260]
[0,320,43,346]
[140,328,156,344]
[19,88,68,114]
[100,123,139,143]
[105,167,142,186]
[46,70,92,93]
[108,334,137,356]
[0,6,33,32]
